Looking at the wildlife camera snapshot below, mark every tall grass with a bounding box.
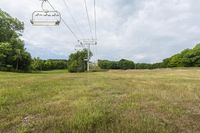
[0,69,200,133]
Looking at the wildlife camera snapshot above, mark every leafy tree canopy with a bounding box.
[0,9,24,42]
[163,43,200,67]
[68,49,92,73]
[0,9,31,71]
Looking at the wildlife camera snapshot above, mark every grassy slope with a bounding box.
[0,69,200,133]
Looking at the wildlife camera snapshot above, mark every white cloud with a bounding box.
[1,0,200,62]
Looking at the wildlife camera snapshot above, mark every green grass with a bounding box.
[0,69,200,133]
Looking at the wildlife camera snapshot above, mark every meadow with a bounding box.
[0,69,200,133]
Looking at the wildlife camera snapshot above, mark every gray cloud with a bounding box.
[0,0,200,63]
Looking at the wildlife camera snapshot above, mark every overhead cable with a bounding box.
[62,0,85,39]
[47,0,80,41]
[84,0,93,39]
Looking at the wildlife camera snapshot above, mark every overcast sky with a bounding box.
[0,0,200,63]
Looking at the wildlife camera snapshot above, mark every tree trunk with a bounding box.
[16,59,18,71]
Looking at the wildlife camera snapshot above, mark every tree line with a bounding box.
[150,44,200,69]
[31,58,67,71]
[98,43,200,70]
[98,59,135,70]
[162,44,200,67]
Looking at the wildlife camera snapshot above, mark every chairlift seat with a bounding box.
[30,11,61,26]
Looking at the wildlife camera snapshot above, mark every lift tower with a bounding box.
[79,39,97,72]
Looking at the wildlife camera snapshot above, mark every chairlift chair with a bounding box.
[30,11,61,26]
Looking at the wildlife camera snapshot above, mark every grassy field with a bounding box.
[0,69,200,133]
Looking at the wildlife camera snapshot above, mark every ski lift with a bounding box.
[30,0,61,26]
